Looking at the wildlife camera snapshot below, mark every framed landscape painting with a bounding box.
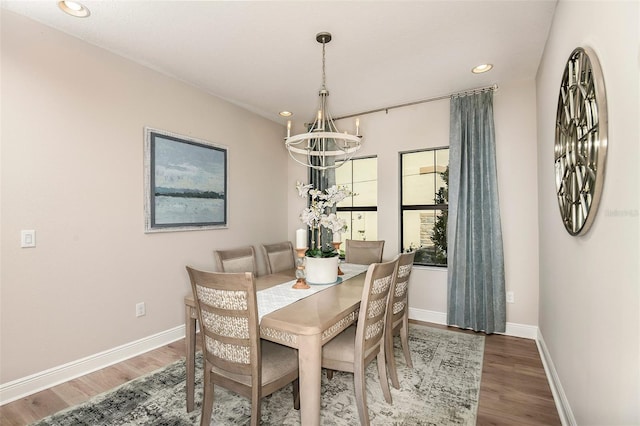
[144,128,228,232]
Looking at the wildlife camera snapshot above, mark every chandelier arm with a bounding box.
[286,132,362,144]
[287,145,361,156]
[288,149,315,169]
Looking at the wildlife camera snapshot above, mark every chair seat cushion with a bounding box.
[212,340,298,387]
[322,324,356,364]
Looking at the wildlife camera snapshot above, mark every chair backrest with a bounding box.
[387,251,416,327]
[345,239,385,264]
[260,241,295,274]
[355,257,399,360]
[186,267,260,379]
[213,246,258,276]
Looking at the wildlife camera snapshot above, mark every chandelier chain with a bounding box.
[321,40,327,90]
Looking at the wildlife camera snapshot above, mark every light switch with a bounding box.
[21,230,36,248]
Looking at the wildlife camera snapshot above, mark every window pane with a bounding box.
[402,151,437,205]
[336,183,354,208]
[336,211,351,242]
[435,150,449,197]
[337,211,378,242]
[403,173,435,205]
[353,180,376,206]
[336,157,377,247]
[353,157,377,206]
[335,161,353,207]
[337,157,377,208]
[402,209,447,266]
[353,211,377,241]
[335,159,352,185]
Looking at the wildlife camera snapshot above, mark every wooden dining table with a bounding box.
[183,265,368,426]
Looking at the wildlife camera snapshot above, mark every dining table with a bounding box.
[183,263,369,426]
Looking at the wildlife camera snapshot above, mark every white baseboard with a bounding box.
[408,307,538,339]
[503,321,538,339]
[408,307,448,325]
[0,325,185,406]
[536,330,576,426]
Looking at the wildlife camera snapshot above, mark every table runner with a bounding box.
[257,263,369,321]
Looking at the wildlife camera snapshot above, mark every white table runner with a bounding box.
[257,263,369,322]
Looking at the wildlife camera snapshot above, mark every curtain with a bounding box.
[309,131,336,250]
[447,91,506,334]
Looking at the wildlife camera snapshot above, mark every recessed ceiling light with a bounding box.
[58,1,90,18]
[279,111,293,117]
[472,64,493,74]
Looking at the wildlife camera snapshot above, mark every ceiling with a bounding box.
[1,0,557,125]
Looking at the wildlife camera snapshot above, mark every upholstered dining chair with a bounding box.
[185,266,300,426]
[321,256,400,426]
[384,251,416,389]
[260,241,296,274]
[213,245,259,276]
[344,239,385,265]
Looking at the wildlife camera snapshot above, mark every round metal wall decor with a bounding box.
[554,46,608,236]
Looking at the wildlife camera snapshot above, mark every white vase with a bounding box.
[305,256,339,285]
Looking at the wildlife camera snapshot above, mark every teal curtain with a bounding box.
[447,91,506,334]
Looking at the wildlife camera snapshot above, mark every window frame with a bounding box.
[335,155,378,242]
[400,147,449,267]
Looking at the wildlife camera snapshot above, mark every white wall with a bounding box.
[536,1,640,424]
[1,11,288,384]
[287,78,541,331]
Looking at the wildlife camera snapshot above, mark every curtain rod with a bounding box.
[334,84,498,121]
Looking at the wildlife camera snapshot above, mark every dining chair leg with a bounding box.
[200,366,214,426]
[385,330,400,389]
[292,379,300,410]
[376,349,393,404]
[326,369,335,380]
[400,320,413,368]
[353,362,370,426]
[250,387,261,426]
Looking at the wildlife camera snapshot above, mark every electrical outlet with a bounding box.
[136,302,146,317]
[21,230,36,248]
[506,291,515,304]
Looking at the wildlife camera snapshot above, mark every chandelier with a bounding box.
[285,32,362,171]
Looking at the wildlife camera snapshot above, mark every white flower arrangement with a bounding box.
[296,181,350,257]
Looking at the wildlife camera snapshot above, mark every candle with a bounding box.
[287,120,291,138]
[333,232,341,243]
[296,228,307,249]
[355,118,360,135]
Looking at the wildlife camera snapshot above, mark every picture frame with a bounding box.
[144,127,228,233]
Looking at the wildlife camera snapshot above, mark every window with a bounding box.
[401,148,449,266]
[335,157,378,246]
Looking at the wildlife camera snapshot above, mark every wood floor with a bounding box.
[0,321,561,426]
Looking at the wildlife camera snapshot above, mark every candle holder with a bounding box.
[292,248,310,289]
[332,242,344,276]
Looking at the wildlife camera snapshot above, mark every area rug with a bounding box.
[32,324,484,425]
